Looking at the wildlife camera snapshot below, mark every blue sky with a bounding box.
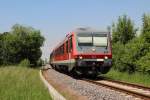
[0,0,149,59]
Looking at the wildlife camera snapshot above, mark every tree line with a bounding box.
[112,14,150,74]
[0,24,45,67]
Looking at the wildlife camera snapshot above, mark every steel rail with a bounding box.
[83,79,150,100]
[103,78,150,90]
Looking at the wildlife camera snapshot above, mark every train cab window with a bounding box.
[93,33,108,47]
[77,33,108,47]
[77,33,93,46]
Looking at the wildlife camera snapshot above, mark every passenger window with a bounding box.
[66,41,68,53]
[69,37,72,52]
[62,44,64,54]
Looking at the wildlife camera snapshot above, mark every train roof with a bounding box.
[51,27,110,53]
[73,27,109,34]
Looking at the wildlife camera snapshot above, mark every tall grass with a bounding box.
[104,69,150,87]
[0,66,52,100]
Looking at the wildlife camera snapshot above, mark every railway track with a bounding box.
[83,78,150,100]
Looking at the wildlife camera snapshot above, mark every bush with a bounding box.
[0,24,45,66]
[121,38,145,73]
[136,52,150,74]
[36,59,44,67]
[112,14,150,74]
[112,42,126,71]
[19,59,30,67]
[112,37,149,73]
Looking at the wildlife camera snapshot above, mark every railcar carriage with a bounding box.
[50,27,112,77]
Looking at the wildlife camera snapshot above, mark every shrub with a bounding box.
[136,52,150,74]
[112,42,126,71]
[121,38,145,73]
[19,59,30,67]
[36,59,43,67]
[0,24,45,66]
[112,37,149,73]
[112,14,150,74]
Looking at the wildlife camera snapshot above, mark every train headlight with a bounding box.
[92,48,96,52]
[79,56,83,59]
[104,56,108,59]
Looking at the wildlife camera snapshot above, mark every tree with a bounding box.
[0,32,12,65]
[0,24,45,67]
[112,42,126,71]
[142,14,150,43]
[11,24,45,66]
[112,14,150,74]
[136,13,150,74]
[0,33,3,65]
[142,14,150,34]
[136,52,150,74]
[112,15,137,44]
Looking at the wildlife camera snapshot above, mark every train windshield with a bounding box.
[77,32,108,53]
[77,33,108,47]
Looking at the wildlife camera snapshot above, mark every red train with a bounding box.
[50,27,112,77]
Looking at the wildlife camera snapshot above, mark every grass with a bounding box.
[104,69,150,87]
[0,66,52,100]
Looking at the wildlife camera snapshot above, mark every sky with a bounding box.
[0,0,150,60]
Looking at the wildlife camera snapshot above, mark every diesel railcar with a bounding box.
[50,27,112,77]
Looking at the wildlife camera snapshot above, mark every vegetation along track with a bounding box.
[83,78,150,100]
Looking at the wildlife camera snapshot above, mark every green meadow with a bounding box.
[0,66,52,100]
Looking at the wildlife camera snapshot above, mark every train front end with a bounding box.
[74,29,112,76]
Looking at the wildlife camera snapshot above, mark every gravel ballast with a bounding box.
[43,66,141,100]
